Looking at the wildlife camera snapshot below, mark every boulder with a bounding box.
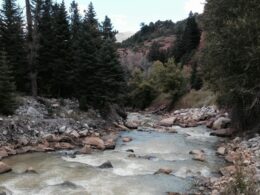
[98,161,113,169]
[0,162,11,174]
[0,149,8,158]
[189,149,204,155]
[79,145,92,154]
[125,121,138,129]
[104,139,116,150]
[192,153,206,162]
[122,137,132,142]
[54,181,78,189]
[159,117,176,127]
[126,149,134,153]
[220,165,236,176]
[79,130,89,137]
[70,130,80,138]
[210,128,235,137]
[154,168,173,175]
[216,147,226,155]
[26,107,43,118]
[212,117,231,130]
[83,137,105,150]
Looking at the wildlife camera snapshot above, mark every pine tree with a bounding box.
[0,50,16,115]
[37,0,55,95]
[96,16,126,107]
[51,1,71,97]
[76,2,102,109]
[0,0,27,92]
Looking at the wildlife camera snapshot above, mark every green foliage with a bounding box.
[147,41,170,63]
[0,50,17,115]
[127,59,187,109]
[202,0,260,131]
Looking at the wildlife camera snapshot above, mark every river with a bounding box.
[0,122,225,195]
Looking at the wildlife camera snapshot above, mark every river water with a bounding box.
[0,125,225,195]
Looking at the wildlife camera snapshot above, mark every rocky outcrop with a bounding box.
[210,128,236,137]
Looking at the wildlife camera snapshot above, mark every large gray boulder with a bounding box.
[212,117,231,130]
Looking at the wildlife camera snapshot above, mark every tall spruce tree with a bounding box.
[37,0,54,95]
[69,0,81,95]
[51,1,71,97]
[77,2,102,109]
[0,0,27,92]
[0,50,16,115]
[97,16,126,106]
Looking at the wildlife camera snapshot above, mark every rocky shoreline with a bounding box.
[0,96,259,194]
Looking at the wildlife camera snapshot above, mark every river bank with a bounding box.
[0,96,259,194]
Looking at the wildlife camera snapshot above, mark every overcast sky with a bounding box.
[17,0,205,33]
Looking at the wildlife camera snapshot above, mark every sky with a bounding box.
[17,0,205,33]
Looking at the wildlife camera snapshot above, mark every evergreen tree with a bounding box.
[172,12,201,64]
[69,0,81,95]
[76,2,102,109]
[37,0,54,95]
[0,50,16,115]
[51,1,71,97]
[96,16,126,107]
[0,0,27,92]
[202,0,260,131]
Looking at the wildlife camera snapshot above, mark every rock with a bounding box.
[159,117,176,127]
[79,130,89,137]
[206,120,214,128]
[24,167,37,174]
[128,154,136,158]
[3,147,16,155]
[18,137,29,146]
[0,186,12,195]
[210,128,235,137]
[54,142,74,150]
[154,168,173,175]
[0,162,11,174]
[54,181,78,189]
[138,155,156,160]
[217,147,226,155]
[212,117,231,130]
[192,153,206,162]
[59,126,67,133]
[83,137,105,150]
[26,107,43,118]
[98,161,113,169]
[122,137,132,142]
[0,149,8,158]
[167,128,177,133]
[125,121,138,129]
[104,139,116,150]
[70,130,80,138]
[79,145,92,154]
[220,165,236,176]
[126,149,134,153]
[167,193,180,195]
[211,189,220,195]
[189,149,204,155]
[43,134,58,142]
